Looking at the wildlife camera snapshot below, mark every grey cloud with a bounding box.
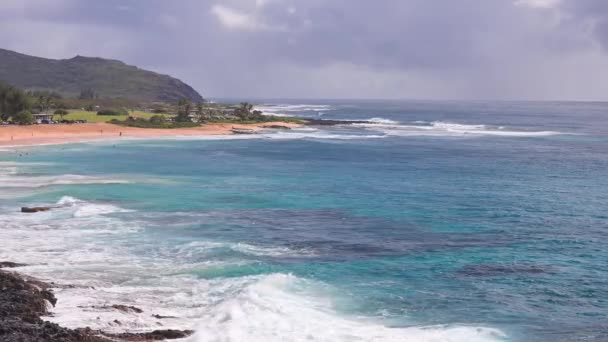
[0,0,607,100]
[560,0,608,49]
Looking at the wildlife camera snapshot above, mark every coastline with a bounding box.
[0,262,193,341]
[0,121,301,148]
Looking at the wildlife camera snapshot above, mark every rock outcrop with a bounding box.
[21,207,52,213]
[0,266,194,342]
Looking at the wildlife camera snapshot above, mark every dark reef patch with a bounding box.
[457,263,550,277]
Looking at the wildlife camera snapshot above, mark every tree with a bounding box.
[0,83,30,121]
[176,98,192,122]
[12,110,34,125]
[35,94,53,113]
[235,102,254,121]
[195,102,209,123]
[54,101,68,118]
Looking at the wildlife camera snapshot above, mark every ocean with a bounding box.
[1,100,607,341]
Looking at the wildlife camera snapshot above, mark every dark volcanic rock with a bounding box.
[303,118,370,126]
[0,261,27,268]
[0,270,192,341]
[262,124,292,130]
[0,270,109,341]
[0,270,55,320]
[21,207,52,213]
[0,322,110,342]
[102,329,194,341]
[95,305,143,314]
[151,314,177,319]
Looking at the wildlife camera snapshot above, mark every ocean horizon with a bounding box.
[1,99,607,341]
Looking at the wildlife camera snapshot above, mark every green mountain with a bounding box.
[0,48,203,103]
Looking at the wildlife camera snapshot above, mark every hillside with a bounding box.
[0,48,203,103]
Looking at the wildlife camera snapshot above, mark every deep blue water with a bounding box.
[1,100,607,341]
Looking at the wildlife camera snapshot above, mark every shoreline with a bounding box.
[0,262,193,341]
[0,121,302,148]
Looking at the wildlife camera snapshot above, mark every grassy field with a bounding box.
[53,110,172,123]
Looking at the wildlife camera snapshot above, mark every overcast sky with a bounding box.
[1,0,608,100]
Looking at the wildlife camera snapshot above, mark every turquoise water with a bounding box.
[1,100,607,341]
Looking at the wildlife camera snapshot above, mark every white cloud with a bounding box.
[515,0,560,9]
[211,3,286,32]
[211,4,264,31]
[255,0,271,8]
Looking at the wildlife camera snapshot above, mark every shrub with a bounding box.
[149,115,166,124]
[12,110,34,125]
[109,118,198,129]
[54,109,69,115]
[97,108,128,116]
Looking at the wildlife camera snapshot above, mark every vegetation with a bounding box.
[0,81,31,121]
[207,102,304,124]
[97,108,128,116]
[2,80,302,128]
[175,99,192,122]
[52,110,163,123]
[0,48,204,102]
[110,116,199,129]
[12,110,34,125]
[53,102,69,120]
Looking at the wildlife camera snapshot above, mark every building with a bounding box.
[32,113,53,124]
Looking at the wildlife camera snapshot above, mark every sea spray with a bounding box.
[192,274,506,342]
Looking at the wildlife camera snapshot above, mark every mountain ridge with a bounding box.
[0,48,203,103]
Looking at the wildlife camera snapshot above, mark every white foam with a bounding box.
[255,104,334,117]
[0,174,130,189]
[358,121,567,138]
[56,196,133,217]
[192,273,506,342]
[180,241,316,258]
[0,161,130,198]
[261,128,384,141]
[231,242,314,257]
[368,117,399,125]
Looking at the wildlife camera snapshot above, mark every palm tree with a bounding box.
[176,98,192,122]
[195,102,207,122]
[235,102,254,121]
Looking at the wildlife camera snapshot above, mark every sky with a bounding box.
[1,0,608,101]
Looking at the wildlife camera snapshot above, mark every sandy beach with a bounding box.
[0,122,300,147]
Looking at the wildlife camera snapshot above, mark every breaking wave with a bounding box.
[356,120,568,137]
[368,117,400,125]
[262,128,384,140]
[56,196,133,217]
[256,104,334,117]
[192,273,506,342]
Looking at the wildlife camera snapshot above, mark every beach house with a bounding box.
[32,113,53,124]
